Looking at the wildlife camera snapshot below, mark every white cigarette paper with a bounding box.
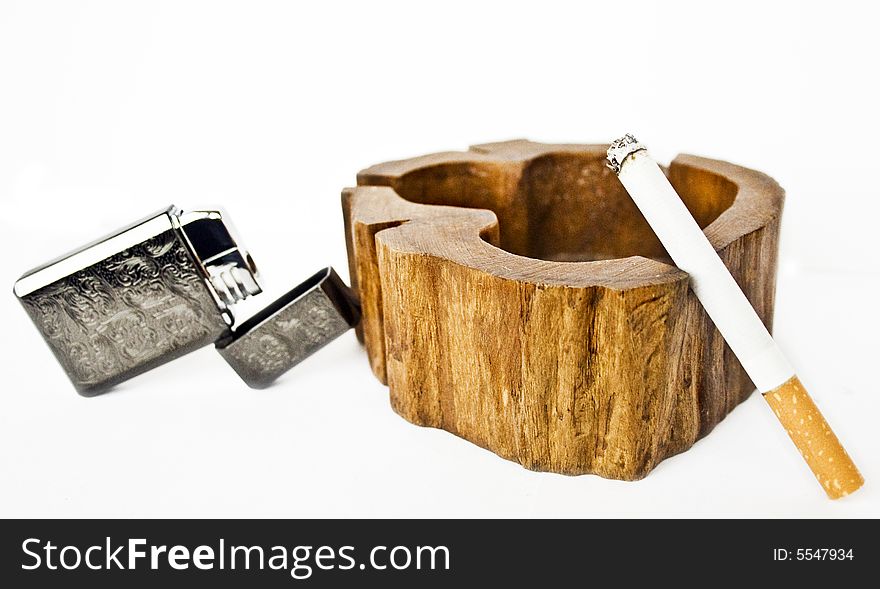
[607,134,863,498]
[610,137,792,391]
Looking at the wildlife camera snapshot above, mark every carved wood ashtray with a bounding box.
[342,140,783,480]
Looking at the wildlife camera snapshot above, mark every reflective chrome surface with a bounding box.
[216,267,360,389]
[14,206,360,394]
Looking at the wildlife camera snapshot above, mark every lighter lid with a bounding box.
[215,267,360,389]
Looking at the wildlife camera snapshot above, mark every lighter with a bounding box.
[13,206,359,395]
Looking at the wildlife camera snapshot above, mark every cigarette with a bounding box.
[607,134,863,499]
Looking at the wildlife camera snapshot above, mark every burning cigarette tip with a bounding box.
[606,133,647,175]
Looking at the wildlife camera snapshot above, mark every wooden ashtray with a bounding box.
[342,140,783,480]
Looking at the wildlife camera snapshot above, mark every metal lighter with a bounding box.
[13,206,359,395]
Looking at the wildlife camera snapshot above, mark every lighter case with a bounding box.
[14,206,359,395]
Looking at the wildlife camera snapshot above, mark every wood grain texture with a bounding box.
[342,140,784,480]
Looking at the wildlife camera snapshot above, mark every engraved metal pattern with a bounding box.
[18,230,229,395]
[217,268,359,389]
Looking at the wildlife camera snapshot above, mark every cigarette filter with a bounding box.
[608,134,863,499]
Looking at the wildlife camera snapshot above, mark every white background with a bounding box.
[1,0,878,517]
